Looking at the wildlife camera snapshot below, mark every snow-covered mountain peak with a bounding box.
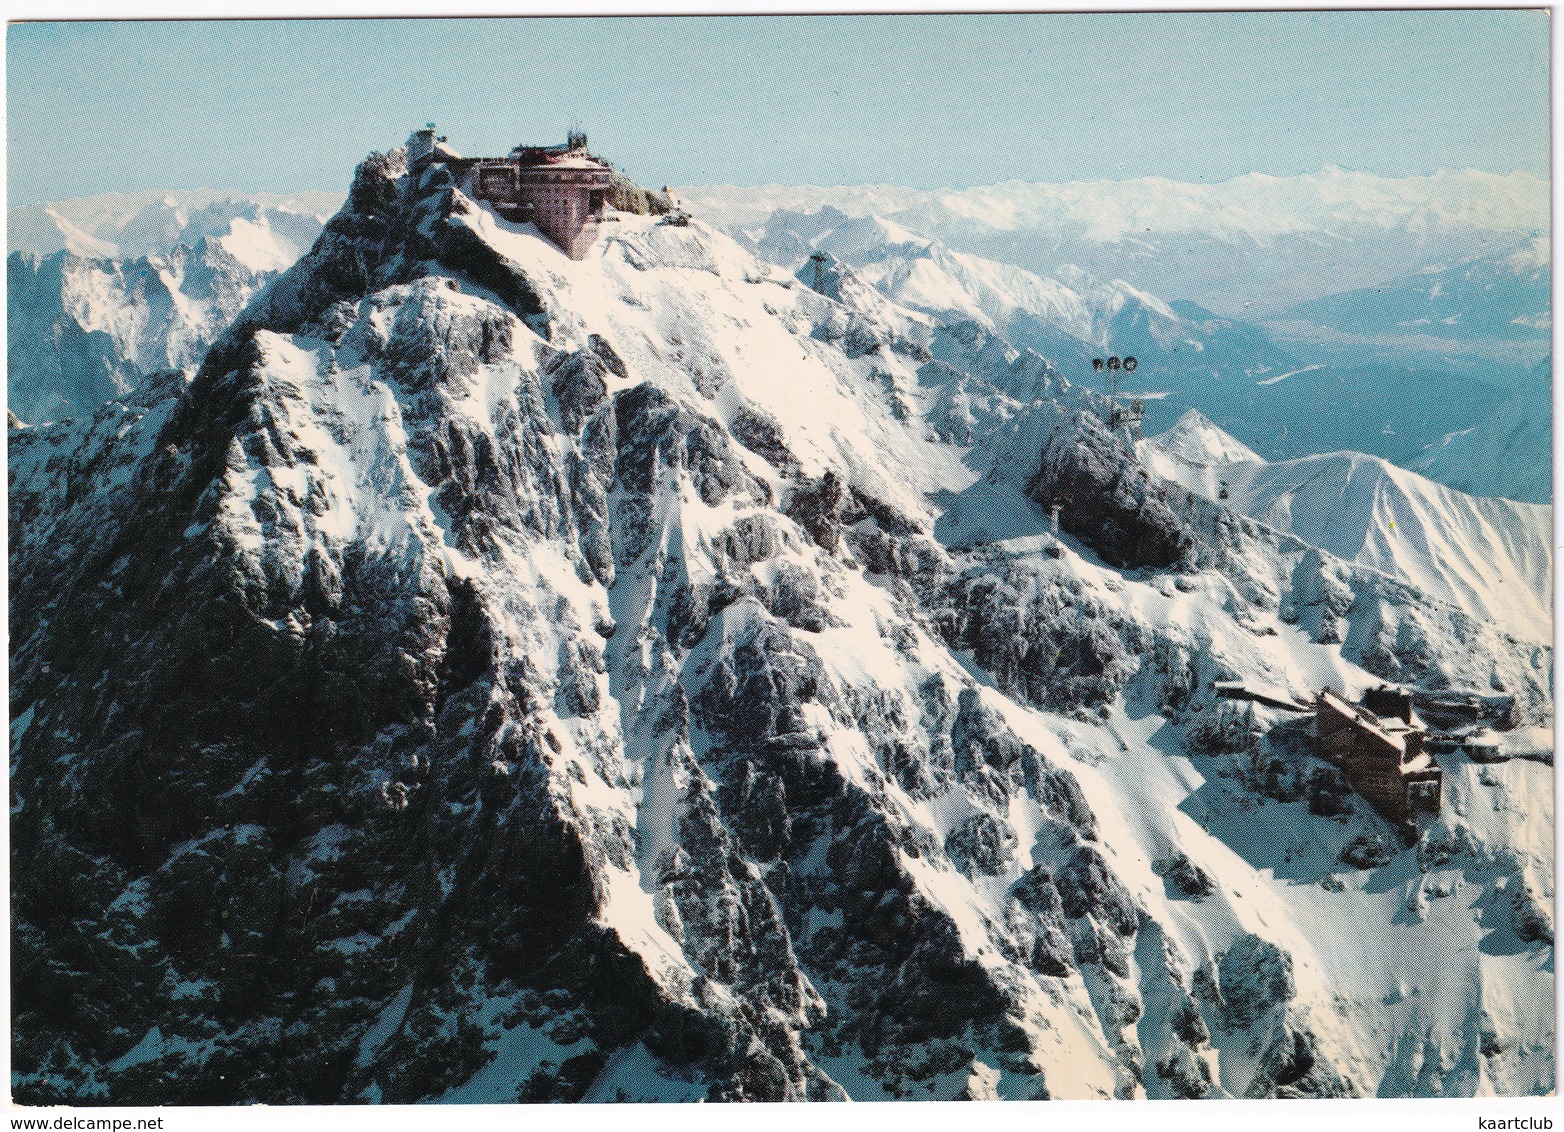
[1147,409,1263,466]
[819,212,933,257]
[1143,427,1552,645]
[10,142,1553,1106]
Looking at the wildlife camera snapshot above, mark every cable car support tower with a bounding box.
[1092,354,1143,438]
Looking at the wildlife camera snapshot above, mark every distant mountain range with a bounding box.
[9,188,342,265]
[681,167,1548,315]
[1281,237,1549,340]
[762,207,1300,388]
[9,242,271,424]
[7,192,341,423]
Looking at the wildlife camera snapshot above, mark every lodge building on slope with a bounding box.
[1314,686,1443,828]
[409,126,616,260]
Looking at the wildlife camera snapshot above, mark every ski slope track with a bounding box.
[10,147,1554,1104]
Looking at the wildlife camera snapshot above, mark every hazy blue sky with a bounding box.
[7,12,1550,205]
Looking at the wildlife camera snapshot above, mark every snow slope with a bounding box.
[1411,364,1553,505]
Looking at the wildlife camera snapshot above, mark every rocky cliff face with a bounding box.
[10,145,1554,1104]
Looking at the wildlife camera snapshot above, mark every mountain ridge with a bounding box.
[9,188,343,260]
[741,207,1521,484]
[1141,410,1553,642]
